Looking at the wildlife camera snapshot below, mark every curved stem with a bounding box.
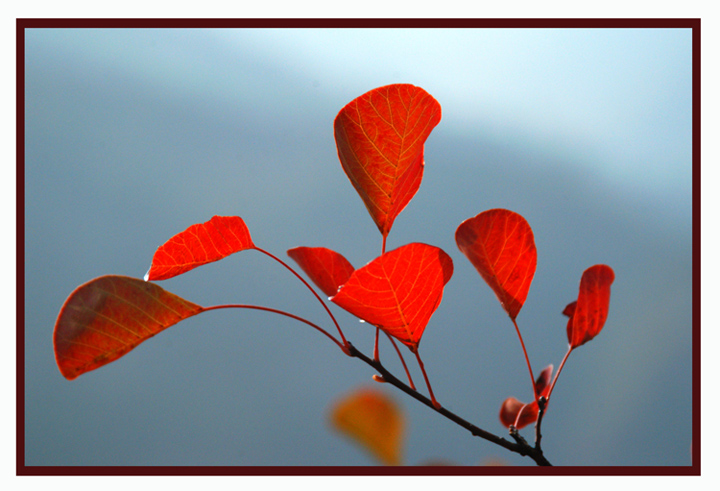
[200,304,345,351]
[254,247,349,349]
[512,317,537,400]
[513,403,533,428]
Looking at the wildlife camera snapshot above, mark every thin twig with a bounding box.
[535,396,548,452]
[346,342,552,466]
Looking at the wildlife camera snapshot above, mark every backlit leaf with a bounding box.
[330,387,404,466]
[330,243,453,351]
[145,215,255,281]
[334,84,441,238]
[565,264,615,348]
[455,209,537,320]
[286,246,355,297]
[54,275,203,380]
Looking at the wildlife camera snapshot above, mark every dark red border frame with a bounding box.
[16,17,701,477]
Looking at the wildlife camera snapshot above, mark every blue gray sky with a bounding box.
[24,27,692,467]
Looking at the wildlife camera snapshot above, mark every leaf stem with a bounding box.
[512,317,537,400]
[373,326,380,360]
[385,332,415,390]
[413,349,441,410]
[546,346,573,403]
[199,304,345,351]
[254,247,349,350]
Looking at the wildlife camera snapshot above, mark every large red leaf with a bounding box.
[287,246,355,298]
[330,243,453,351]
[565,264,615,348]
[334,84,442,238]
[53,275,203,380]
[145,215,255,281]
[455,209,537,320]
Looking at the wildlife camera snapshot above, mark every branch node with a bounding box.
[538,396,548,411]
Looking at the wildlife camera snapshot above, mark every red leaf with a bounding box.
[287,246,355,297]
[334,84,442,238]
[145,215,255,281]
[498,365,552,429]
[499,397,539,429]
[53,275,203,380]
[330,243,453,351]
[455,209,537,320]
[534,364,554,399]
[566,265,615,348]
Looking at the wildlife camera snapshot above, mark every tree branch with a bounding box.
[345,342,552,466]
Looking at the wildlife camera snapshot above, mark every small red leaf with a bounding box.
[499,397,539,429]
[498,364,553,429]
[455,209,537,320]
[330,243,453,351]
[534,364,554,398]
[287,246,355,297]
[567,265,615,348]
[334,84,441,238]
[53,275,203,380]
[145,215,255,281]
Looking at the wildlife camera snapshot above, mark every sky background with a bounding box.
[23,26,693,468]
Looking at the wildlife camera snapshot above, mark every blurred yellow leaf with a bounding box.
[330,386,404,465]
